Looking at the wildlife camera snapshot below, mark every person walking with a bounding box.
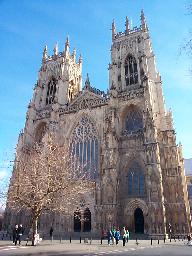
[122,227,126,247]
[115,228,121,245]
[13,224,19,245]
[18,224,24,245]
[107,229,112,245]
[12,224,18,244]
[125,227,129,242]
[50,227,53,240]
[111,227,116,245]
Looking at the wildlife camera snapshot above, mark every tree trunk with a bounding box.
[32,216,38,246]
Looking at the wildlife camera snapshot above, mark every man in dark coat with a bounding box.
[13,224,19,245]
[18,224,24,245]
[50,227,53,239]
[13,224,18,244]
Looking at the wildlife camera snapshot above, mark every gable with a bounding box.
[59,90,108,114]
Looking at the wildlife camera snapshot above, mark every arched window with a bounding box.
[70,116,99,179]
[46,78,57,105]
[125,55,138,86]
[35,122,47,143]
[127,161,145,196]
[125,107,143,133]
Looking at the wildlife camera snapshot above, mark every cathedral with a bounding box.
[5,11,191,237]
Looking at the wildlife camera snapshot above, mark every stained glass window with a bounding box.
[127,162,145,196]
[125,55,138,86]
[70,116,99,179]
[125,108,143,133]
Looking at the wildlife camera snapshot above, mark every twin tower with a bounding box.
[6,11,191,236]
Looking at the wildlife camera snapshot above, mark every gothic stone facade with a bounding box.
[6,12,191,236]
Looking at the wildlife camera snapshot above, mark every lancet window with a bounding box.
[125,55,138,86]
[127,161,145,196]
[125,107,143,133]
[70,116,99,179]
[46,78,57,105]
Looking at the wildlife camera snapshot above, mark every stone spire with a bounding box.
[141,9,148,31]
[65,36,70,56]
[54,42,58,56]
[78,54,82,64]
[85,73,91,90]
[112,19,116,41]
[42,45,48,62]
[125,16,130,34]
[72,48,76,62]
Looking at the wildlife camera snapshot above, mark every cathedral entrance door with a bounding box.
[83,208,91,232]
[74,209,81,232]
[134,208,144,233]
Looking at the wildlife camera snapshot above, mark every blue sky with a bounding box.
[0,0,191,183]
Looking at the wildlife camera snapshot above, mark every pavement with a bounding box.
[0,238,191,256]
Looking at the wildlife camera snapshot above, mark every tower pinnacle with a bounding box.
[141,9,148,31]
[112,19,116,41]
[79,54,82,64]
[125,16,130,34]
[42,45,48,62]
[85,73,91,90]
[54,42,58,56]
[73,48,76,62]
[65,36,70,55]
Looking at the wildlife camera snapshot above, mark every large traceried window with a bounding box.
[125,106,143,134]
[70,116,99,179]
[127,161,145,196]
[125,55,138,86]
[46,78,57,105]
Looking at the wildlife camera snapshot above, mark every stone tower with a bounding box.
[105,11,191,235]
[24,37,82,145]
[4,11,191,237]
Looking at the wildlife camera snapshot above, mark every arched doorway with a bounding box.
[74,209,81,232]
[83,208,91,232]
[134,208,144,233]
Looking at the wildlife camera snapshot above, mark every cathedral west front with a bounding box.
[5,11,191,237]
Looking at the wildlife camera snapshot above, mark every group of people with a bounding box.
[107,227,129,246]
[12,224,24,246]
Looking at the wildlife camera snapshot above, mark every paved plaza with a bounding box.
[0,238,192,256]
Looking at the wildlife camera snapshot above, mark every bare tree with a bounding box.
[6,132,95,244]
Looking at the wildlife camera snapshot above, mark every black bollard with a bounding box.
[101,238,102,244]
[170,237,171,242]
[80,236,81,243]
[158,239,159,244]
[70,236,71,243]
[151,238,152,245]
[164,237,166,243]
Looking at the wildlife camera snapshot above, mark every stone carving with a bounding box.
[118,87,144,101]
[36,109,51,119]
[59,91,108,115]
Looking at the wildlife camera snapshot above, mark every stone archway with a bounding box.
[74,209,81,232]
[83,208,91,232]
[134,208,144,233]
[124,199,148,233]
